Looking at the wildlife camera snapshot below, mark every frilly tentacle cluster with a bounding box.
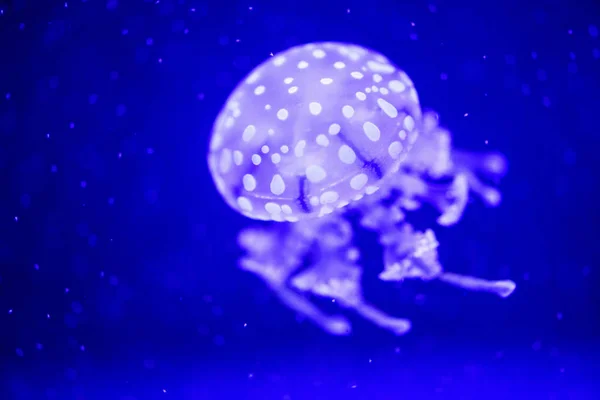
[237,112,515,335]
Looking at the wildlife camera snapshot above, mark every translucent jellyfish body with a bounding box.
[208,42,516,335]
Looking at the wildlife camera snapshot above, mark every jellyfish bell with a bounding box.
[208,42,422,222]
[208,42,516,336]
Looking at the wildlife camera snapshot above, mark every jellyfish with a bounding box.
[207,42,516,335]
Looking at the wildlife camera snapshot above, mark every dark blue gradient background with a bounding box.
[1,0,598,399]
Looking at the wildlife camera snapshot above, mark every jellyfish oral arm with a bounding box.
[438,272,516,298]
[267,279,352,336]
[239,244,352,336]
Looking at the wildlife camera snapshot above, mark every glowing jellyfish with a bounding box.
[208,42,516,335]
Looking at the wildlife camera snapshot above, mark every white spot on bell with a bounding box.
[242,125,256,142]
[377,98,398,118]
[389,80,406,92]
[243,174,257,191]
[338,145,356,164]
[312,49,326,59]
[328,123,341,135]
[320,191,339,205]
[219,149,232,173]
[342,105,355,119]
[277,109,289,121]
[273,56,286,66]
[388,141,403,159]
[270,174,286,195]
[366,60,395,73]
[403,115,415,131]
[309,102,322,115]
[350,174,368,190]
[294,140,306,157]
[237,197,253,211]
[306,165,327,183]
[265,202,281,214]
[363,121,381,141]
[233,150,243,165]
[316,134,329,147]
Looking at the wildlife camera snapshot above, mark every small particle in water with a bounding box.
[5,92,10,99]
[163,389,167,393]
[65,288,70,293]
[118,152,122,159]
[485,140,489,145]
[243,323,247,327]
[213,335,225,346]
[121,29,128,35]
[36,343,43,350]
[556,312,563,320]
[69,122,75,129]
[14,216,18,222]
[19,23,25,30]
[146,148,154,155]
[34,264,39,270]
[16,348,24,357]
[80,345,85,351]
[146,38,153,46]
[567,29,573,35]
[47,313,50,319]
[542,96,551,108]
[51,165,58,173]
[108,197,115,205]
[80,181,87,188]
[197,93,205,100]
[440,73,448,80]
[8,309,13,314]
[116,104,127,116]
[464,113,469,117]
[158,58,163,63]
